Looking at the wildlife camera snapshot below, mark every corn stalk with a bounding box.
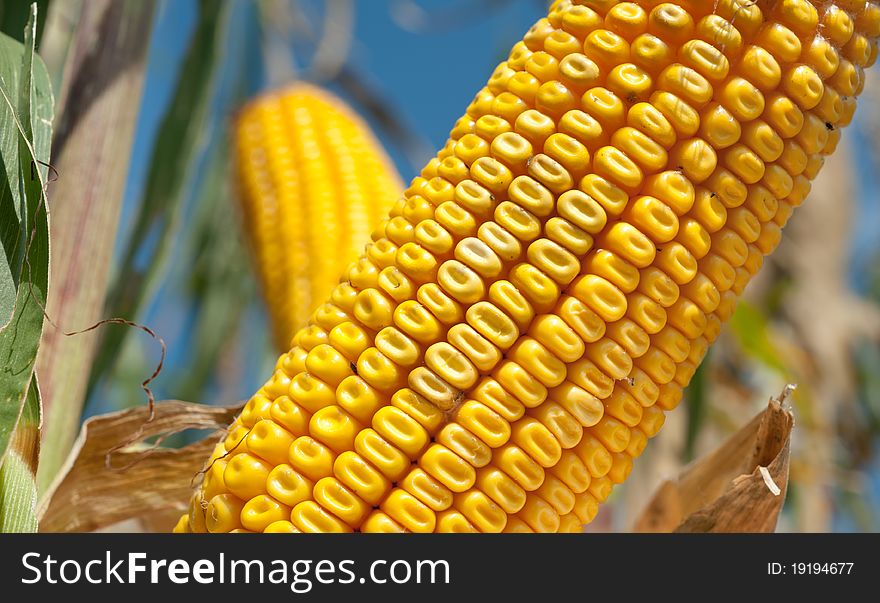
[0,3,53,532]
[35,0,155,493]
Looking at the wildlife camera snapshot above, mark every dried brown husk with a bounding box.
[634,386,795,533]
[38,400,241,533]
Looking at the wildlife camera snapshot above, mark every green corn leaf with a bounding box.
[86,0,231,400]
[0,3,53,468]
[728,300,788,377]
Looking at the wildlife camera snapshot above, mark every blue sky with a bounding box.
[122,0,544,216]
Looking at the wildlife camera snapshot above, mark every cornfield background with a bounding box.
[1,0,879,533]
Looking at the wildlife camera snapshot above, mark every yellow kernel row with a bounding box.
[236,85,403,349]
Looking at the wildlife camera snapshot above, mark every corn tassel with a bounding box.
[179,0,880,533]
[236,84,403,350]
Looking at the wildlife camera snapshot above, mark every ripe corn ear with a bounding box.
[236,84,403,350]
[180,0,880,533]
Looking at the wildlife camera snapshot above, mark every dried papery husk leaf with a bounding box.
[38,400,241,533]
[634,386,795,533]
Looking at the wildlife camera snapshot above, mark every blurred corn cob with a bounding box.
[236,83,403,349]
[179,0,880,533]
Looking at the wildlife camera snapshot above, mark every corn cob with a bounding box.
[179,0,880,534]
[235,84,403,350]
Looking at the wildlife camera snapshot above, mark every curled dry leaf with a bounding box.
[37,400,241,533]
[634,386,796,533]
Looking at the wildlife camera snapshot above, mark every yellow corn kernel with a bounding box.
[313,477,371,528]
[333,377,380,425]
[587,415,631,455]
[472,378,526,422]
[436,509,479,533]
[381,489,437,533]
[205,494,245,533]
[606,318,650,358]
[528,238,581,285]
[241,495,291,532]
[239,393,274,428]
[624,195,680,243]
[605,389,643,428]
[288,436,335,482]
[420,444,477,492]
[637,266,679,308]
[400,468,453,511]
[570,274,628,322]
[585,337,633,381]
[447,323,502,372]
[529,401,583,450]
[486,281,534,332]
[568,357,615,399]
[374,327,421,370]
[549,449,592,494]
[592,146,644,193]
[455,237,503,280]
[621,366,659,408]
[455,490,507,532]
[630,33,673,75]
[291,501,352,533]
[556,380,605,424]
[651,91,700,137]
[608,452,634,484]
[477,465,527,514]
[289,373,336,414]
[172,514,190,534]
[455,401,511,448]
[580,173,630,216]
[264,520,300,533]
[268,395,311,437]
[391,381,451,425]
[509,263,561,313]
[307,407,362,457]
[508,338,568,388]
[437,423,492,467]
[202,457,229,501]
[263,464,312,508]
[493,360,547,408]
[529,314,585,363]
[518,493,561,532]
[610,127,667,172]
[495,443,546,491]
[572,492,600,525]
[545,217,594,256]
[559,512,584,533]
[223,453,270,501]
[536,473,576,515]
[425,341,480,390]
[361,511,406,533]
[700,103,741,151]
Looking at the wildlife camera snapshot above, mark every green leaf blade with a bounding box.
[87,0,231,399]
[0,2,53,467]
